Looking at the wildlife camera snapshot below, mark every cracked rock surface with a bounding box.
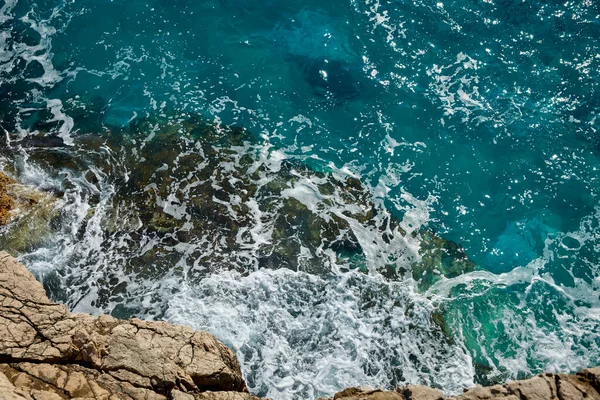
[323,368,600,400]
[1,250,599,400]
[0,251,260,400]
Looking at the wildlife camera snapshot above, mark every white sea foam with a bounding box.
[45,98,75,146]
[165,268,474,399]
[0,0,17,25]
[424,206,600,381]
[424,52,505,130]
[0,3,76,145]
[20,12,62,87]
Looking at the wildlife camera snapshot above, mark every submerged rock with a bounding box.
[2,115,473,315]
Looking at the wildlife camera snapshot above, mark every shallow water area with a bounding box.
[0,0,599,398]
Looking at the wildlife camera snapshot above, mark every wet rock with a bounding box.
[3,115,474,326]
[0,171,58,254]
[413,231,476,290]
[92,116,473,282]
[0,172,15,225]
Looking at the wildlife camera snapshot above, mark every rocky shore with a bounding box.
[0,251,598,400]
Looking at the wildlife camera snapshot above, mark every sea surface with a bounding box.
[0,0,599,398]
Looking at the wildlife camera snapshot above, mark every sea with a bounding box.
[0,0,599,398]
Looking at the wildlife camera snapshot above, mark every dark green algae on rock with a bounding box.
[0,169,60,255]
[0,115,474,318]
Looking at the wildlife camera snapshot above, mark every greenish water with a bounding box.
[0,0,599,398]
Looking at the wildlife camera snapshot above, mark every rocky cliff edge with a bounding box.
[0,251,599,400]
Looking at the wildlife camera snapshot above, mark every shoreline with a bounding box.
[0,250,598,400]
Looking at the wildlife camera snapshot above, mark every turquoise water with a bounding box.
[0,0,599,398]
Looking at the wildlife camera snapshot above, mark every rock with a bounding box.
[456,384,517,400]
[332,387,403,399]
[0,172,15,225]
[0,171,58,254]
[579,367,600,393]
[330,385,443,400]
[402,385,445,400]
[328,371,600,400]
[505,375,555,400]
[0,370,34,400]
[0,251,250,399]
[189,392,265,400]
[556,373,600,400]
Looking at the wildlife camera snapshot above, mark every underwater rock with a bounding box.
[2,115,473,313]
[123,118,468,284]
[413,231,476,290]
[290,55,367,102]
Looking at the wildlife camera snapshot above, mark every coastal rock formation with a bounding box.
[0,250,599,400]
[0,251,257,400]
[0,172,15,225]
[324,370,600,400]
[0,171,58,254]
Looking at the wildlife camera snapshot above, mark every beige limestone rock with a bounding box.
[172,389,265,400]
[0,251,248,399]
[402,385,444,400]
[505,375,556,400]
[580,367,600,391]
[456,384,518,400]
[332,387,403,400]
[190,392,265,399]
[0,369,34,399]
[329,371,600,400]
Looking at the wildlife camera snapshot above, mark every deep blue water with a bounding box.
[0,0,599,398]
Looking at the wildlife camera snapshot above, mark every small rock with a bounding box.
[403,384,445,400]
[333,387,403,400]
